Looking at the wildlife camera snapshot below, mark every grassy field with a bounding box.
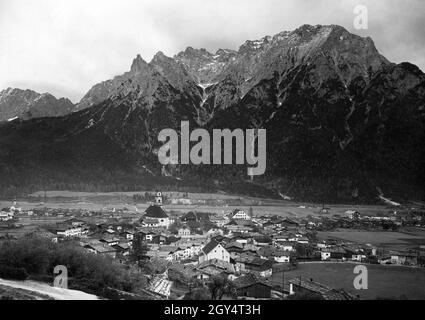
[2,190,396,219]
[317,229,425,250]
[0,284,53,300]
[281,262,425,300]
[0,216,68,238]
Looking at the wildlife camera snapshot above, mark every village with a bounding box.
[1,191,425,300]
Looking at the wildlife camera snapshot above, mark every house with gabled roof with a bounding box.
[84,242,117,258]
[244,258,274,277]
[196,258,237,280]
[209,214,229,227]
[233,273,272,299]
[181,211,210,222]
[198,240,230,263]
[288,278,357,300]
[113,242,131,257]
[229,209,252,221]
[225,220,255,233]
[120,230,134,240]
[211,234,229,244]
[55,223,88,238]
[258,246,292,263]
[253,235,272,246]
[99,234,121,246]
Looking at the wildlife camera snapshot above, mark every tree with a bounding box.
[184,287,210,300]
[249,206,254,218]
[168,221,184,235]
[131,233,148,264]
[207,275,236,300]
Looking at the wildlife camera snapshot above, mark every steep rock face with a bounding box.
[204,25,389,115]
[76,25,390,124]
[206,58,425,200]
[0,88,75,121]
[77,53,203,112]
[174,47,238,84]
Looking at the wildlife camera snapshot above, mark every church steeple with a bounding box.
[155,191,163,206]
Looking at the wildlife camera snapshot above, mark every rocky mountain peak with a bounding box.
[130,54,148,73]
[0,87,76,121]
[151,51,169,63]
[76,24,396,116]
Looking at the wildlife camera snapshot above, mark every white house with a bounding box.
[198,240,230,263]
[273,251,291,263]
[56,224,87,237]
[321,250,331,261]
[230,209,252,220]
[178,227,191,236]
[0,210,14,221]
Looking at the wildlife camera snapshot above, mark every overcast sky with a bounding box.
[1,0,424,103]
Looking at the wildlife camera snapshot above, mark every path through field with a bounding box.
[0,278,100,300]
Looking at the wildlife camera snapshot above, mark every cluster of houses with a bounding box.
[2,193,424,300]
[308,208,425,230]
[0,208,15,222]
[0,203,21,222]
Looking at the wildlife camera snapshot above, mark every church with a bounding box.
[141,192,171,228]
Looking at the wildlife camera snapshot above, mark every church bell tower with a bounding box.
[155,191,163,206]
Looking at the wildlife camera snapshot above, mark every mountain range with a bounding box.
[0,24,424,202]
[0,88,75,122]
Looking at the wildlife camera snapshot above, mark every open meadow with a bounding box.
[281,262,425,300]
[318,229,425,251]
[2,190,398,219]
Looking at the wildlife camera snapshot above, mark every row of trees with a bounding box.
[0,236,147,298]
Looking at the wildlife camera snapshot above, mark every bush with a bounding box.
[0,237,138,298]
[0,265,28,280]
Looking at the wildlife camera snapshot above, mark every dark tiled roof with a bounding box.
[246,258,273,270]
[202,240,221,255]
[182,211,210,221]
[85,243,116,253]
[197,259,235,273]
[288,278,357,300]
[211,235,227,243]
[258,246,290,257]
[282,218,299,225]
[145,205,168,218]
[226,241,244,250]
[233,273,271,289]
[253,235,272,243]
